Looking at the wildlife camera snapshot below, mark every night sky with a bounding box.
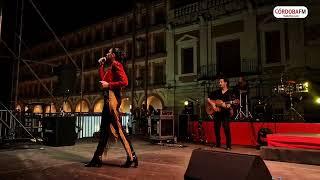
[12,0,135,45]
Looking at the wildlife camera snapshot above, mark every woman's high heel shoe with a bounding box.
[121,153,138,168]
[85,156,102,167]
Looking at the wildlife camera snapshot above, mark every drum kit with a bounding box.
[272,80,308,95]
[253,74,308,121]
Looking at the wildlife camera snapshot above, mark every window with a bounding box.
[117,22,124,36]
[91,32,96,44]
[136,38,146,57]
[95,28,103,42]
[155,8,166,24]
[155,33,166,53]
[80,54,85,68]
[104,26,112,40]
[181,48,194,74]
[140,13,147,28]
[84,52,91,68]
[177,35,198,76]
[216,39,241,76]
[94,50,101,63]
[127,41,132,59]
[154,63,165,85]
[265,31,281,64]
[81,33,87,45]
[127,68,132,88]
[139,67,145,88]
[85,76,90,92]
[127,17,133,32]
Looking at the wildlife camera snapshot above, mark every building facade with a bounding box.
[18,0,168,114]
[165,0,320,119]
[18,0,320,121]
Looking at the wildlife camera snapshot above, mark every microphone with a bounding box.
[98,57,106,64]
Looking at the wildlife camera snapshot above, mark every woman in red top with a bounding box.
[85,48,138,168]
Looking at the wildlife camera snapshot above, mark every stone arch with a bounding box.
[75,99,90,112]
[93,98,104,113]
[45,103,57,113]
[140,93,164,110]
[62,100,73,112]
[33,105,43,114]
[120,97,131,113]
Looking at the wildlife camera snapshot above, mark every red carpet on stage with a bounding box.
[189,121,320,147]
[267,133,320,150]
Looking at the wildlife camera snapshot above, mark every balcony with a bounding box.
[197,60,259,80]
[198,64,217,80]
[174,2,199,18]
[170,0,247,26]
[241,59,260,74]
[134,74,166,89]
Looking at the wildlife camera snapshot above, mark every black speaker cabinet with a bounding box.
[42,116,77,146]
[185,148,272,180]
[179,114,198,141]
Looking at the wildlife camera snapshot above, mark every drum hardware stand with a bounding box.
[287,92,304,121]
[235,90,253,120]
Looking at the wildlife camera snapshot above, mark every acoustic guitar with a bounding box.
[206,99,239,117]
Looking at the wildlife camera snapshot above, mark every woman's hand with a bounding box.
[99,81,109,89]
[98,57,106,65]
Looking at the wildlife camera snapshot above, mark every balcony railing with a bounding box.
[198,64,217,80]
[197,60,259,79]
[174,2,199,18]
[207,0,235,8]
[241,59,260,74]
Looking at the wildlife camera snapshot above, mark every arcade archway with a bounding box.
[45,103,57,113]
[120,98,131,113]
[63,101,72,112]
[141,95,163,111]
[33,105,43,114]
[93,99,104,113]
[75,100,89,113]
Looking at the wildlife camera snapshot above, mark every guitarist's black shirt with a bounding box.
[208,89,234,118]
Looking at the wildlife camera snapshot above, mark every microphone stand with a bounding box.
[60,89,70,116]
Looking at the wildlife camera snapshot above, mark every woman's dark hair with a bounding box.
[112,48,127,65]
[111,48,128,73]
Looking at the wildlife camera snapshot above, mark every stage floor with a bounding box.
[0,138,320,180]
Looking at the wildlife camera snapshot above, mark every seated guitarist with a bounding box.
[207,77,236,150]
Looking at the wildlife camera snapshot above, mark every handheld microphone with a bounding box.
[98,57,106,64]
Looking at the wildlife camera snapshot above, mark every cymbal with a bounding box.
[286,80,296,84]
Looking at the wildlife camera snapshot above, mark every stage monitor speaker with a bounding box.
[185,148,272,180]
[42,116,77,146]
